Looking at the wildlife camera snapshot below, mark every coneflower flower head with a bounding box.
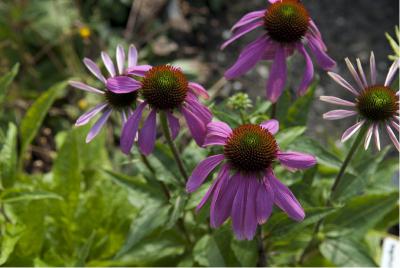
[187,120,316,240]
[321,52,400,151]
[69,44,150,142]
[222,0,336,103]
[110,64,212,155]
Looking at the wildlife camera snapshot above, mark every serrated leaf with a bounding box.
[19,81,67,165]
[115,204,170,259]
[325,192,399,237]
[320,238,377,267]
[275,126,306,149]
[0,123,18,188]
[0,63,19,107]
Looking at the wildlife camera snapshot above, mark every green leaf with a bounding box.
[231,239,258,267]
[115,204,170,259]
[193,235,225,266]
[0,190,62,204]
[331,146,391,201]
[325,192,398,237]
[320,238,377,267]
[0,123,18,188]
[167,193,187,229]
[264,207,337,241]
[103,169,164,205]
[19,81,67,165]
[285,81,317,127]
[52,127,82,211]
[288,136,343,169]
[74,231,97,267]
[275,126,306,149]
[0,223,25,265]
[0,63,19,107]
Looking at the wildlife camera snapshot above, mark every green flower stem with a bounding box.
[256,226,267,267]
[329,124,368,201]
[159,112,188,184]
[299,124,368,264]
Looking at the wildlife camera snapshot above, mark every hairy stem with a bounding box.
[159,112,188,184]
[270,102,277,119]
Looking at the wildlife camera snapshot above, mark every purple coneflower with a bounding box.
[111,65,212,155]
[186,120,316,240]
[69,44,151,142]
[321,52,400,151]
[222,0,336,103]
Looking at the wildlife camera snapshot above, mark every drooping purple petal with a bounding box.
[320,96,356,107]
[384,59,400,87]
[116,45,125,75]
[231,9,265,31]
[262,40,279,60]
[86,108,112,143]
[345,58,365,91]
[68,81,104,95]
[196,164,229,212]
[203,121,232,147]
[83,58,106,84]
[386,124,400,151]
[256,178,274,224]
[268,170,305,221]
[101,51,116,77]
[167,112,180,140]
[184,98,212,125]
[266,45,287,103]
[120,102,147,154]
[297,43,314,96]
[307,36,336,70]
[211,172,241,228]
[323,110,357,120]
[327,72,359,96]
[277,151,317,170]
[225,35,270,79]
[106,76,141,93]
[76,102,108,126]
[260,119,279,135]
[243,175,258,240]
[370,52,377,85]
[209,165,231,224]
[188,82,209,99]
[221,20,264,50]
[374,123,381,151]
[121,110,127,124]
[308,20,327,51]
[125,65,153,77]
[128,44,138,69]
[231,174,248,240]
[138,109,157,155]
[341,120,366,142]
[186,154,225,193]
[181,106,207,146]
[364,124,374,150]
